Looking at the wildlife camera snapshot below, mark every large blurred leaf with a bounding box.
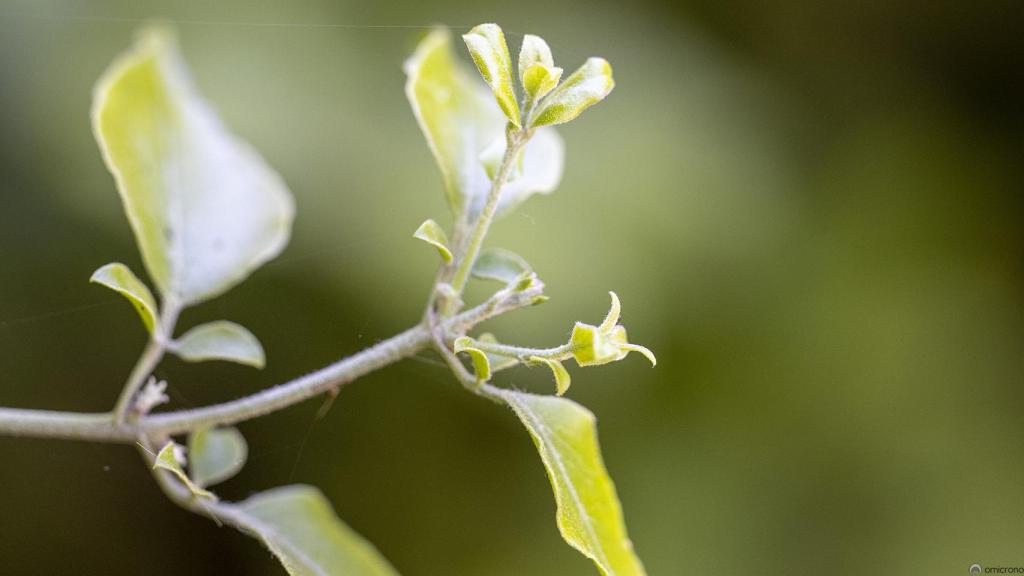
[227,485,399,576]
[404,28,563,221]
[92,27,294,306]
[471,247,531,283]
[496,389,645,575]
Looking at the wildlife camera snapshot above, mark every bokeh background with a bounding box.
[1,0,1022,574]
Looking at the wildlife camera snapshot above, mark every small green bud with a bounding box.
[518,34,562,101]
[570,292,656,367]
[518,35,553,82]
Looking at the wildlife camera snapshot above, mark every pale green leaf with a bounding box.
[188,426,247,488]
[495,390,646,575]
[528,356,572,396]
[89,262,159,333]
[519,35,561,101]
[172,320,265,368]
[462,24,520,127]
[153,440,214,500]
[227,485,399,576]
[471,247,531,284]
[531,57,615,127]
[92,28,294,306]
[518,34,554,84]
[404,28,500,217]
[404,28,564,220]
[454,336,492,382]
[412,219,453,262]
[522,63,563,103]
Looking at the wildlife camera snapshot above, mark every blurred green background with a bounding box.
[1,0,1022,574]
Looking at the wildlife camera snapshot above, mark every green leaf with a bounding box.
[188,426,247,488]
[518,35,562,101]
[531,57,615,127]
[172,320,265,368]
[462,24,520,127]
[153,440,214,500]
[454,336,492,383]
[471,247,531,284]
[89,262,159,333]
[522,63,563,103]
[405,28,499,218]
[412,219,453,262]
[404,28,564,220]
[226,485,399,576]
[92,27,294,306]
[518,34,554,83]
[528,356,572,396]
[495,390,646,575]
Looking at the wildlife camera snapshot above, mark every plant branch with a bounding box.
[0,285,542,443]
[111,298,181,424]
[444,127,530,312]
[462,338,577,362]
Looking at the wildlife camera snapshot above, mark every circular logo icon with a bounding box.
[970,564,983,574]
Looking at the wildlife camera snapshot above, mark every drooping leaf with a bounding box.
[226,485,399,576]
[92,27,294,306]
[89,262,159,333]
[495,389,646,575]
[462,24,520,127]
[513,271,544,293]
[188,426,247,488]
[172,320,265,368]
[412,219,453,262]
[404,28,564,221]
[528,356,572,396]
[531,57,615,127]
[454,336,492,383]
[471,247,531,284]
[153,440,214,500]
